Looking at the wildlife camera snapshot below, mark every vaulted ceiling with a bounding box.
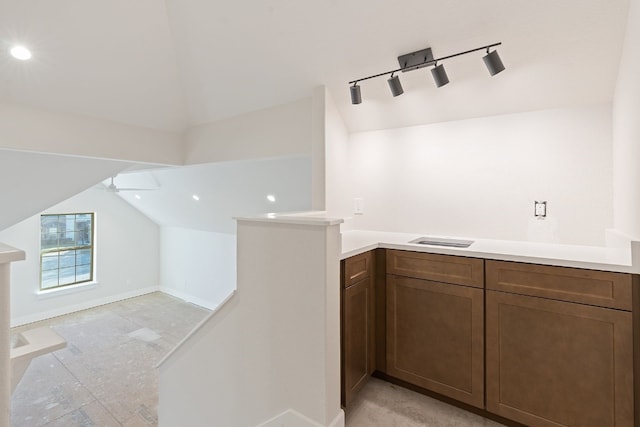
[0,0,630,133]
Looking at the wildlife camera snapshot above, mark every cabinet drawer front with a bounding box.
[386,250,484,288]
[486,290,633,427]
[343,251,373,288]
[486,260,632,310]
[386,275,485,408]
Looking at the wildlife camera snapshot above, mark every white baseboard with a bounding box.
[257,409,344,427]
[327,410,345,427]
[257,409,321,427]
[159,287,219,310]
[11,286,159,327]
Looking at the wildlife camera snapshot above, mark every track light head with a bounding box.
[350,84,362,105]
[431,63,449,88]
[388,73,404,97]
[483,49,505,76]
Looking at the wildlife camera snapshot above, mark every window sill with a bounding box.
[36,281,99,299]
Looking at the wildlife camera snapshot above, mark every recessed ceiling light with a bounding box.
[266,194,276,203]
[192,194,200,201]
[10,45,32,61]
[135,194,141,200]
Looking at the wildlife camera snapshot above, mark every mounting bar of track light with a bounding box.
[349,42,504,105]
[348,42,502,85]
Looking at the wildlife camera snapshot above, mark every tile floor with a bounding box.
[346,378,506,427]
[10,292,210,427]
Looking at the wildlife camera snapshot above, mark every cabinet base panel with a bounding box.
[371,371,526,427]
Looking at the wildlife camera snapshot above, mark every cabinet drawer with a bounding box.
[386,250,484,288]
[343,251,373,288]
[486,260,632,311]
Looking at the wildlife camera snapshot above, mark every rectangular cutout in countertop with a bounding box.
[409,237,474,248]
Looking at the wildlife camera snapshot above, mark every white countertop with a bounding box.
[235,211,344,227]
[0,242,25,264]
[342,229,640,273]
[233,211,640,273]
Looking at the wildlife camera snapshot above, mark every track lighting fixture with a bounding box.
[349,42,504,104]
[387,73,404,97]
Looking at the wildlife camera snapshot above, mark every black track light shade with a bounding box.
[350,85,362,105]
[388,74,404,97]
[431,63,449,88]
[483,50,505,76]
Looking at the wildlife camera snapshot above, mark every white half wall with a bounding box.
[184,98,312,165]
[344,106,613,246]
[158,218,343,427]
[159,227,236,310]
[613,0,640,239]
[0,188,160,326]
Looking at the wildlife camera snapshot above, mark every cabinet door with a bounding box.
[486,290,633,427]
[342,276,374,406]
[386,275,484,408]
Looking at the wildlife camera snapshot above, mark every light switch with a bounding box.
[534,201,547,218]
[354,198,364,215]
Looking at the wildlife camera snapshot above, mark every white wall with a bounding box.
[115,155,313,234]
[0,188,160,326]
[160,227,235,310]
[312,87,327,211]
[324,90,351,219]
[184,98,312,165]
[0,150,132,231]
[613,0,640,239]
[344,106,612,246]
[0,103,183,165]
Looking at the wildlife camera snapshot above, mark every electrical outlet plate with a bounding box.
[534,201,547,218]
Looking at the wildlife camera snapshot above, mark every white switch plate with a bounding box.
[354,198,364,215]
[534,201,547,218]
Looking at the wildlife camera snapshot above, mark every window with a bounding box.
[40,213,94,290]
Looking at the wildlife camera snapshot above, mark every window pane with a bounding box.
[59,267,76,285]
[41,215,59,231]
[75,214,92,246]
[42,253,59,271]
[76,249,92,266]
[76,264,91,282]
[41,215,60,250]
[41,270,59,289]
[76,216,92,246]
[57,231,76,249]
[59,251,76,269]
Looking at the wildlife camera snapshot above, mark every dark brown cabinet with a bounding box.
[341,251,374,406]
[341,250,638,426]
[385,250,485,408]
[486,260,634,427]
